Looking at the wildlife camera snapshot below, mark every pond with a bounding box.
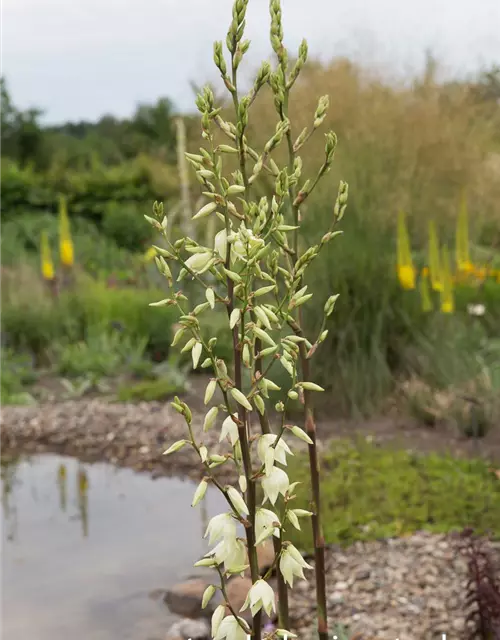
[1,453,227,640]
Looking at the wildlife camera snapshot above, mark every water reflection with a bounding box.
[1,453,227,640]
[57,463,67,512]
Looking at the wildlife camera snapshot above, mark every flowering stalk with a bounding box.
[58,195,74,269]
[40,230,58,297]
[147,2,346,639]
[428,220,443,292]
[396,210,415,290]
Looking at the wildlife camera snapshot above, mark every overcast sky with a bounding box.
[3,0,500,124]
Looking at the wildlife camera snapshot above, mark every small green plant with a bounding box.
[1,349,37,405]
[289,440,500,550]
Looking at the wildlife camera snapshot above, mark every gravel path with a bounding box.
[292,531,500,640]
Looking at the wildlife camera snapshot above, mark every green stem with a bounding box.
[228,59,262,639]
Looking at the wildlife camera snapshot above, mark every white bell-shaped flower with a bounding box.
[185,251,213,274]
[240,578,276,617]
[279,544,313,587]
[257,434,293,467]
[204,512,237,546]
[210,537,247,573]
[255,508,280,545]
[219,413,239,446]
[214,615,250,640]
[261,466,290,505]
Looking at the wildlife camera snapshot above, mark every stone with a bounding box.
[354,565,371,580]
[164,578,217,619]
[328,591,344,606]
[334,580,348,590]
[165,617,210,640]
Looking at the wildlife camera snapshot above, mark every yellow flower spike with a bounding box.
[58,195,74,267]
[440,245,455,314]
[427,220,443,291]
[419,270,433,312]
[456,190,472,273]
[40,231,55,280]
[396,210,415,290]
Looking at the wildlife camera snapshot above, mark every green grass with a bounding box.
[288,439,500,551]
[116,376,185,402]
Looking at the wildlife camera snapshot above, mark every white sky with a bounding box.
[3,0,500,124]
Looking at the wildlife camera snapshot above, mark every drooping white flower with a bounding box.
[214,229,228,262]
[210,536,247,573]
[219,414,239,446]
[204,512,237,546]
[261,466,290,505]
[279,544,313,587]
[185,251,214,274]
[240,578,276,617]
[255,507,280,545]
[214,615,250,640]
[257,434,293,467]
[211,605,226,637]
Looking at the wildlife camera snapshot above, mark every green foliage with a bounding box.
[116,375,186,402]
[0,157,178,224]
[55,329,149,378]
[101,201,154,251]
[289,440,500,551]
[0,349,37,405]
[67,278,176,358]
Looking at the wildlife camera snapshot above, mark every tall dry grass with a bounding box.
[183,58,500,416]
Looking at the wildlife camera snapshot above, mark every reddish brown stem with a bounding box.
[298,338,328,640]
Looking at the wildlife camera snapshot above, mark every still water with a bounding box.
[1,454,227,640]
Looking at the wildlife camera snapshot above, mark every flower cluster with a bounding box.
[147,2,347,639]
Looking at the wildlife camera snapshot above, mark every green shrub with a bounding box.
[289,439,500,551]
[0,157,179,223]
[68,278,176,358]
[55,329,149,378]
[101,201,154,252]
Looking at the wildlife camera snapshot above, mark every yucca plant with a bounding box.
[146,1,348,639]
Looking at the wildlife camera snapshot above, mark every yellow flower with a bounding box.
[398,265,416,290]
[455,190,471,273]
[58,195,74,267]
[440,245,454,314]
[396,211,415,290]
[60,240,74,267]
[40,231,55,280]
